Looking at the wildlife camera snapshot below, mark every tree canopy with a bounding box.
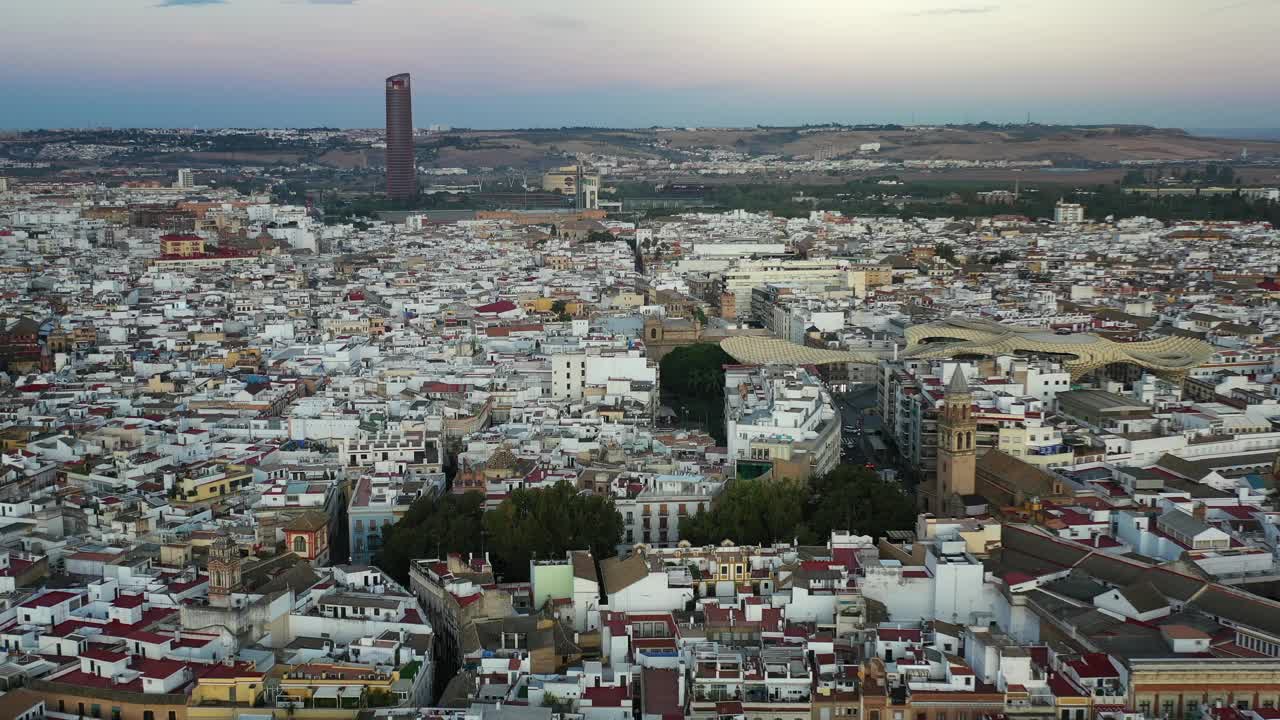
[659,343,734,444]
[483,481,623,578]
[376,492,485,585]
[679,478,808,546]
[375,481,622,584]
[679,466,916,547]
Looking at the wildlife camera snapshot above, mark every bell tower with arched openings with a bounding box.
[207,532,242,608]
[935,366,977,513]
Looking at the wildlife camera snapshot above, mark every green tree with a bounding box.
[483,481,623,579]
[659,343,734,444]
[679,479,809,546]
[375,492,486,585]
[377,482,623,583]
[550,299,570,321]
[679,467,915,547]
[805,465,917,540]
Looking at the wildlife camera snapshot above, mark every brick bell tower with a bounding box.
[935,367,977,514]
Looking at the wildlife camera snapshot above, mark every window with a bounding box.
[293,536,308,553]
[1138,702,1151,716]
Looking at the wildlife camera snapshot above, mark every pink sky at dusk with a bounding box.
[3,0,1278,128]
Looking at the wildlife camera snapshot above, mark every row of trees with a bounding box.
[632,178,1279,225]
[376,468,915,585]
[1124,164,1238,187]
[375,481,622,585]
[679,466,917,547]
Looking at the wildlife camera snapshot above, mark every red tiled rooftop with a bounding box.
[81,647,128,663]
[113,594,145,609]
[127,630,171,645]
[21,590,79,609]
[582,685,628,707]
[196,660,263,680]
[53,669,144,693]
[1067,652,1118,679]
[134,657,189,679]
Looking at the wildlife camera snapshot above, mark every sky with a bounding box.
[3,0,1279,129]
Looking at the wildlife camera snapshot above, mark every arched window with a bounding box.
[293,536,308,554]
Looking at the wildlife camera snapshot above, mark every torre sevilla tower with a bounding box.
[384,73,416,200]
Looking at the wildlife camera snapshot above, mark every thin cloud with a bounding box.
[157,0,226,6]
[908,4,1000,16]
[1205,0,1265,11]
[523,12,588,30]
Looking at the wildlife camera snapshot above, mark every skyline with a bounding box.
[4,0,1280,130]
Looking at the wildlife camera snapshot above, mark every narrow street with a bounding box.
[833,384,919,495]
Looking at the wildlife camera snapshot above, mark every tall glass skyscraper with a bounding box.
[384,73,416,201]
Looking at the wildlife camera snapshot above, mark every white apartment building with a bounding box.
[342,430,443,471]
[551,350,656,401]
[997,417,1073,468]
[722,259,852,319]
[724,365,840,479]
[1054,201,1085,224]
[613,473,725,548]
